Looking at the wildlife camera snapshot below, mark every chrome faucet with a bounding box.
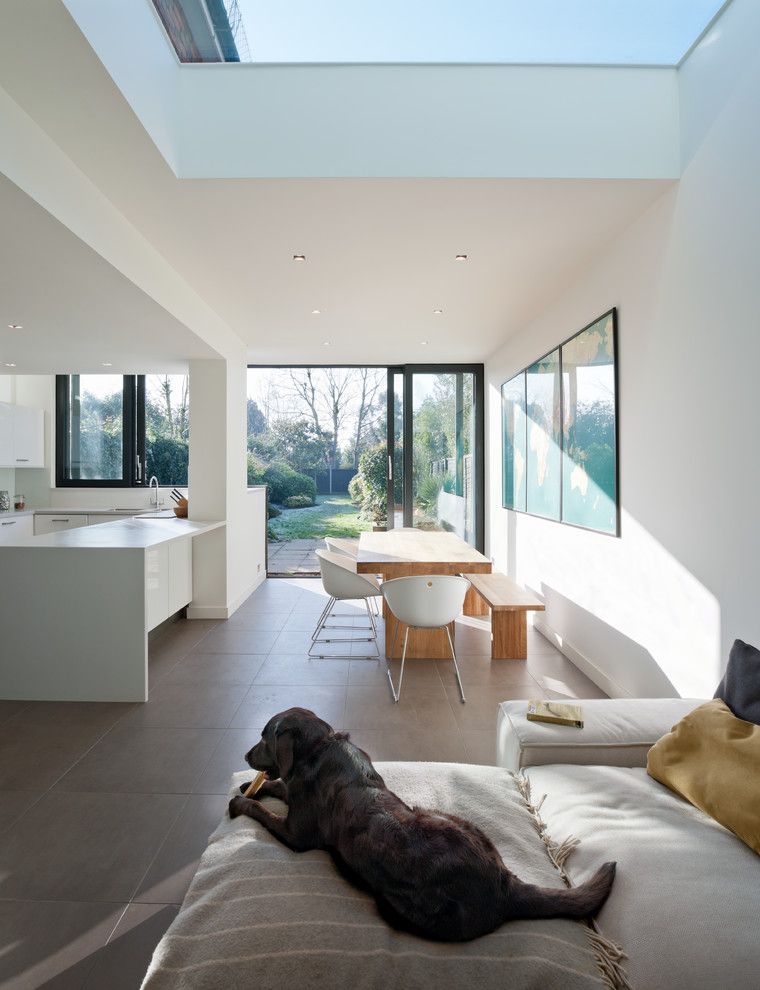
[148,475,160,509]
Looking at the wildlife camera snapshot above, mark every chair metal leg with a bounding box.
[445,625,466,704]
[387,626,409,703]
[309,596,379,660]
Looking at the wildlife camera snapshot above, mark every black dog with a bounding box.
[229,707,615,942]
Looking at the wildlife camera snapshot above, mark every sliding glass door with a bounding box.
[387,365,484,550]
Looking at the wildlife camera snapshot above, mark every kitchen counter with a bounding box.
[8,514,224,548]
[0,514,226,703]
[0,507,34,517]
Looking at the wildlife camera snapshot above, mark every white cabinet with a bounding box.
[145,537,193,631]
[34,514,90,535]
[168,537,192,616]
[145,544,169,631]
[0,402,45,469]
[0,404,13,465]
[0,515,34,544]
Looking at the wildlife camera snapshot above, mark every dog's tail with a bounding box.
[503,861,616,922]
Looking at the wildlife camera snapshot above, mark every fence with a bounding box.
[314,467,357,495]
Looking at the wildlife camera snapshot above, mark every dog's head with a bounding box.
[245,707,333,780]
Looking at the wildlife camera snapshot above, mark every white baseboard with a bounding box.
[532,615,631,699]
[186,572,266,621]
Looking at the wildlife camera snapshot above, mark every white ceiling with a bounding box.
[0,175,217,373]
[0,1,674,369]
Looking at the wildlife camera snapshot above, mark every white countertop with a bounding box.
[1,515,225,549]
[0,508,35,518]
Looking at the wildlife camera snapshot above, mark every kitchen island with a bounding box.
[0,514,224,702]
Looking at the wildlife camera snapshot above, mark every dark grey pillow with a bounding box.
[714,639,760,725]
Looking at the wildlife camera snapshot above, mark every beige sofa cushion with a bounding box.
[647,698,760,855]
[529,764,760,990]
[497,698,704,770]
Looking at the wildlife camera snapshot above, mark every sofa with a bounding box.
[141,698,760,990]
[496,697,760,990]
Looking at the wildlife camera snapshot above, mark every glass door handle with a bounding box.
[388,454,393,480]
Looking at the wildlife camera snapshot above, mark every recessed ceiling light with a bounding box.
[293,254,306,262]
[420,341,429,346]
[311,309,321,315]
[322,341,330,347]
[7,324,23,330]
[101,361,112,367]
[433,309,443,315]
[5,362,16,368]
[455,254,468,262]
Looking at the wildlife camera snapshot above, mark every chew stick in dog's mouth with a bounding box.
[243,771,268,797]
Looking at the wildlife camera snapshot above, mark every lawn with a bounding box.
[269,493,372,541]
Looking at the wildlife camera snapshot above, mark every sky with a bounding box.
[235,0,725,65]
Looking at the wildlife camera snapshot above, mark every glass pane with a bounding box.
[145,375,190,487]
[66,375,124,480]
[561,314,617,533]
[501,373,526,510]
[390,371,403,528]
[526,350,561,520]
[412,371,476,545]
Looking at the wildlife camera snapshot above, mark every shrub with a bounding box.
[247,453,267,487]
[351,443,387,523]
[267,503,281,519]
[284,494,314,509]
[416,474,444,514]
[262,461,317,505]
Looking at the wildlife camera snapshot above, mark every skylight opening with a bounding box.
[151,0,728,67]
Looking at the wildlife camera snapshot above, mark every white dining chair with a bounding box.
[309,549,381,660]
[381,574,469,704]
[323,537,380,614]
[324,536,359,558]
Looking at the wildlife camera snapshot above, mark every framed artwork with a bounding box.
[501,373,526,511]
[501,309,619,536]
[561,311,618,534]
[526,348,561,520]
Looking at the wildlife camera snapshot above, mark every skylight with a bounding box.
[152,0,728,66]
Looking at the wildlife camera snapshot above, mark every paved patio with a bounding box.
[267,538,321,575]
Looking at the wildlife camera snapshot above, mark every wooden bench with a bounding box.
[466,573,545,660]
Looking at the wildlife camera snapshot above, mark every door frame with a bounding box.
[386,364,485,552]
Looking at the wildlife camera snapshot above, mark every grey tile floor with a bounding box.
[0,577,604,989]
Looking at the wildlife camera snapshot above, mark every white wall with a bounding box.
[486,0,760,699]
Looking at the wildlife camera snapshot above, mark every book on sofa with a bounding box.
[527,700,584,728]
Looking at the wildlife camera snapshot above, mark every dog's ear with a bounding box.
[274,727,298,779]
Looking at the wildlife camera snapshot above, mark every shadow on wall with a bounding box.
[534,583,679,699]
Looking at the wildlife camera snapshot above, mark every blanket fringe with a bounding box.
[511,772,633,990]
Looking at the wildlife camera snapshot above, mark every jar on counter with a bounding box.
[14,494,25,510]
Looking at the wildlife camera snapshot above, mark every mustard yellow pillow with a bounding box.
[647,698,760,855]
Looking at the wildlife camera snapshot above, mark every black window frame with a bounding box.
[56,374,147,488]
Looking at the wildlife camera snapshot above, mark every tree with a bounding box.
[247,398,266,437]
[350,368,385,467]
[269,418,332,474]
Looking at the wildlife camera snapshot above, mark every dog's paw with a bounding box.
[228,796,247,819]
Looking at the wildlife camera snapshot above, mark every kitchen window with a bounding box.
[55,374,189,487]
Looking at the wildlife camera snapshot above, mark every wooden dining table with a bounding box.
[356,528,492,659]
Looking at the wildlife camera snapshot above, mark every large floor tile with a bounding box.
[0,792,39,835]
[0,792,181,902]
[0,700,30,724]
[460,729,499,765]
[159,653,267,687]
[343,685,458,731]
[121,680,246,730]
[133,793,226,904]
[348,726,468,763]
[0,899,126,990]
[229,684,346,729]
[253,653,351,686]
[81,903,179,990]
[10,701,134,735]
[192,729,254,794]
[0,721,112,792]
[191,627,280,655]
[53,724,224,794]
[221,610,290,631]
[444,683,535,729]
